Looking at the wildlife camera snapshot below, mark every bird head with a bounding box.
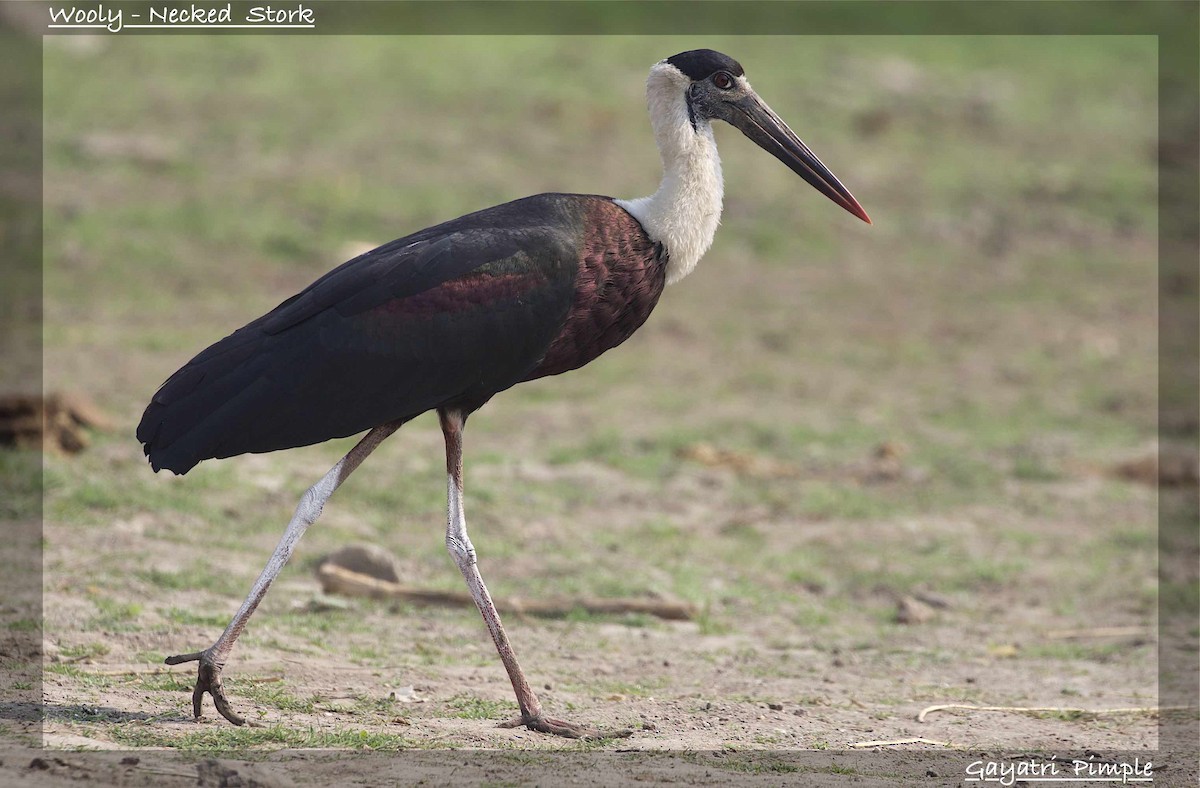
[656,49,871,224]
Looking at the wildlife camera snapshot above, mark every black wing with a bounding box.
[137,194,587,474]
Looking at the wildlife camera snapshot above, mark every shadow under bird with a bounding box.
[138,49,870,739]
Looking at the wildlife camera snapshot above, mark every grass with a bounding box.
[444,694,512,720]
[37,34,1161,752]
[87,597,143,630]
[137,564,246,598]
[44,664,118,690]
[58,642,111,662]
[1022,641,1141,663]
[161,607,231,628]
[0,451,41,521]
[701,754,802,775]
[108,724,414,751]
[239,682,320,715]
[134,672,196,693]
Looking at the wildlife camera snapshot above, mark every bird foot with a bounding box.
[500,713,633,740]
[164,647,251,726]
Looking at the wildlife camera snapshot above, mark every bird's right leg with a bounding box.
[164,420,402,725]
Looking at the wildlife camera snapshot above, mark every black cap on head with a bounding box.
[665,49,744,81]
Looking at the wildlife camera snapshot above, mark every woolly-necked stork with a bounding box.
[139,49,869,739]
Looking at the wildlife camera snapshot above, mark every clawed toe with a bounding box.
[501,713,633,740]
[165,648,247,726]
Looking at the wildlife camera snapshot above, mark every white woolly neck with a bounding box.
[616,62,724,285]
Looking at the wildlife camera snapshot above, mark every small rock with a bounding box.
[388,685,422,703]
[315,543,401,583]
[120,756,140,766]
[1111,446,1199,488]
[895,594,936,624]
[913,590,953,610]
[862,441,907,483]
[793,709,807,716]
[768,703,784,711]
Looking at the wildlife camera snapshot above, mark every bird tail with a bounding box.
[135,321,308,475]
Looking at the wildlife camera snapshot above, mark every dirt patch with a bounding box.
[0,392,112,454]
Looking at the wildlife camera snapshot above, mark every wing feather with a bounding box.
[137,194,588,474]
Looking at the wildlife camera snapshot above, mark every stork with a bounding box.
[139,49,870,739]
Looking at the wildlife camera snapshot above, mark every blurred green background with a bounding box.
[39,36,1161,750]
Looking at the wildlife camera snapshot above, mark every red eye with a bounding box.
[712,72,734,90]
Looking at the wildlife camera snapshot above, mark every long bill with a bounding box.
[730,93,872,225]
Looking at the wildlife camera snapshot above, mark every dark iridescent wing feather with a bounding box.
[137,195,588,474]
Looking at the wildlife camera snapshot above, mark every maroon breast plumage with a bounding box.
[525,199,666,381]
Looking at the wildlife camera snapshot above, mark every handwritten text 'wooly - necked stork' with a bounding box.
[137,49,870,739]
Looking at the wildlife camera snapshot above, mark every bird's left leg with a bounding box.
[164,420,403,725]
[438,408,631,740]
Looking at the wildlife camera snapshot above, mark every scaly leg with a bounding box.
[165,420,403,725]
[438,408,630,740]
